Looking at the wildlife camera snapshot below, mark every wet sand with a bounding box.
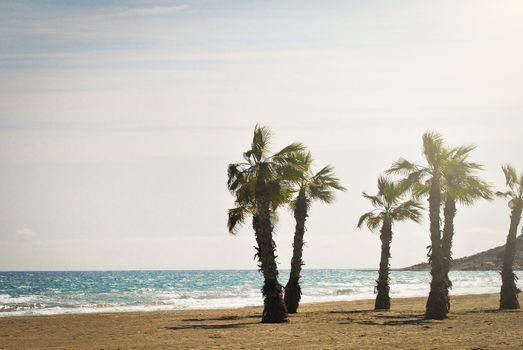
[1,293,521,349]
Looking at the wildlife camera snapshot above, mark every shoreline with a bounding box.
[0,289,508,319]
[1,293,521,349]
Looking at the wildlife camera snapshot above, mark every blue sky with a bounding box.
[0,0,522,270]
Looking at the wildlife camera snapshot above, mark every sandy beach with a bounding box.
[0,293,521,349]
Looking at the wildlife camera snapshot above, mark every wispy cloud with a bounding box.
[119,5,188,17]
[14,228,36,241]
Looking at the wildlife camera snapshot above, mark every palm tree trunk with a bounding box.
[252,214,263,270]
[425,175,449,320]
[500,202,522,310]
[441,196,456,311]
[255,173,288,323]
[285,189,307,314]
[375,219,392,310]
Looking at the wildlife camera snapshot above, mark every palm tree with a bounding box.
[496,164,523,310]
[284,151,346,313]
[357,177,423,310]
[387,131,451,320]
[227,125,304,323]
[440,145,493,310]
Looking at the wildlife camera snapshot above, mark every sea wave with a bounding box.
[0,294,42,304]
[334,288,355,295]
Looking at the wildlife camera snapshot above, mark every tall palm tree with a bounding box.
[284,151,346,313]
[227,125,304,323]
[496,164,523,310]
[387,131,451,320]
[441,145,493,310]
[357,177,423,310]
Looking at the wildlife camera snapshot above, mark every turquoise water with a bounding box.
[0,270,520,316]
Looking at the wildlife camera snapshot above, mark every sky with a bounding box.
[0,0,522,271]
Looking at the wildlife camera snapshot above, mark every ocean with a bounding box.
[0,269,520,317]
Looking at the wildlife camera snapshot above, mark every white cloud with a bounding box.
[14,228,36,241]
[119,5,188,17]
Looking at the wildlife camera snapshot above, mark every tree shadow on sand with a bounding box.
[458,309,518,315]
[167,314,263,331]
[166,321,259,331]
[374,313,425,320]
[348,318,428,326]
[328,309,375,315]
[338,313,429,327]
[181,315,261,322]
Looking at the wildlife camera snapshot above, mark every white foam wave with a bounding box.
[0,294,41,304]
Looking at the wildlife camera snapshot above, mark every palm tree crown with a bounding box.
[357,177,423,230]
[388,132,452,198]
[227,125,304,234]
[443,145,493,204]
[496,164,523,207]
[291,151,346,209]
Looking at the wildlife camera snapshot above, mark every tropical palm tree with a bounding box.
[284,151,346,313]
[357,177,423,310]
[496,164,523,310]
[387,131,451,320]
[440,145,493,310]
[227,125,305,323]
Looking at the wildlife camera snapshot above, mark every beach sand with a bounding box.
[1,293,521,349]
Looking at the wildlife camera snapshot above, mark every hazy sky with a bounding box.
[1,0,522,271]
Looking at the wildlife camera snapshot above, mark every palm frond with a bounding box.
[496,190,514,200]
[251,124,272,162]
[357,211,375,229]
[502,164,518,185]
[392,200,424,223]
[226,163,242,191]
[302,163,346,205]
[366,214,383,231]
[387,158,418,175]
[496,165,523,205]
[461,176,493,204]
[422,131,445,168]
[233,180,254,205]
[227,206,248,234]
[411,180,431,198]
[378,176,402,206]
[272,142,306,161]
[362,192,384,208]
[271,146,309,185]
[310,165,346,190]
[309,188,335,204]
[266,180,294,209]
[443,148,493,205]
[357,211,382,231]
[449,144,476,159]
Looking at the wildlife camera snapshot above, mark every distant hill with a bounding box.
[403,235,523,271]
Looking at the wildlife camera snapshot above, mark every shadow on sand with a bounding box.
[458,308,515,315]
[181,315,261,322]
[336,312,429,327]
[167,314,262,331]
[166,322,259,331]
[327,309,375,315]
[341,318,428,326]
